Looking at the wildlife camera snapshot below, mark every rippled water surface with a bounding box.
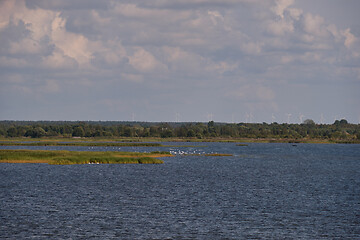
[1,143,360,239]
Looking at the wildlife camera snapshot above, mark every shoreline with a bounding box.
[0,137,359,144]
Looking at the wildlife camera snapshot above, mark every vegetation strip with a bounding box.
[0,150,171,165]
[1,119,359,143]
[0,142,163,147]
[203,153,233,156]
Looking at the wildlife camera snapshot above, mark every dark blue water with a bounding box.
[1,143,359,239]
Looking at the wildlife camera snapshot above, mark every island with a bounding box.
[0,150,171,165]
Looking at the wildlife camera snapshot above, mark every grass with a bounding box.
[2,136,358,144]
[0,150,171,165]
[0,140,204,148]
[0,141,163,147]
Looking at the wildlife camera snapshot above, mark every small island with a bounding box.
[0,150,171,165]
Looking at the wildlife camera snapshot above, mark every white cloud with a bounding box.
[287,7,302,20]
[268,18,294,36]
[0,0,115,70]
[1,0,359,122]
[342,28,357,49]
[8,1,57,41]
[42,48,78,69]
[92,40,127,66]
[0,1,16,30]
[90,10,111,26]
[208,10,224,26]
[327,24,341,42]
[129,47,167,73]
[163,46,204,72]
[50,14,93,66]
[303,13,327,37]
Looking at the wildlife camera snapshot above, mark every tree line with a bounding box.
[0,119,359,142]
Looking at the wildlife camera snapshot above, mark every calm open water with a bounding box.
[1,142,359,239]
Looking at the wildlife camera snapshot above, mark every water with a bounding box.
[1,143,359,239]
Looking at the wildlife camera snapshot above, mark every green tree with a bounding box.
[25,127,46,138]
[187,129,196,137]
[340,119,348,125]
[72,126,85,137]
[122,126,133,137]
[7,127,18,137]
[161,129,173,138]
[303,119,316,125]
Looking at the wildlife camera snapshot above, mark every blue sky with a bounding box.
[1,0,359,123]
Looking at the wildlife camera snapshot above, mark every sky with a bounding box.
[0,0,359,123]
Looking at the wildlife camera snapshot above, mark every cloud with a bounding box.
[138,0,262,9]
[129,47,167,73]
[4,1,57,41]
[9,38,43,55]
[271,0,294,19]
[163,46,206,73]
[303,13,327,37]
[342,28,357,49]
[25,0,109,11]
[287,7,302,20]
[268,18,294,36]
[50,14,96,66]
[211,61,238,74]
[0,0,119,71]
[41,48,78,69]
[0,0,359,122]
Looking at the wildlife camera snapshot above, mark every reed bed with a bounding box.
[0,150,168,164]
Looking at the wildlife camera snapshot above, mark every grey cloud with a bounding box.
[25,0,109,11]
[136,0,265,10]
[0,19,30,42]
[1,0,359,122]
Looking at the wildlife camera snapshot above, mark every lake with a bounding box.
[1,142,359,239]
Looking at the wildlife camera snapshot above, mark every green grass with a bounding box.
[0,141,163,147]
[0,150,168,164]
[3,136,358,144]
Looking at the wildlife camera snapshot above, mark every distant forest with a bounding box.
[0,120,359,142]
